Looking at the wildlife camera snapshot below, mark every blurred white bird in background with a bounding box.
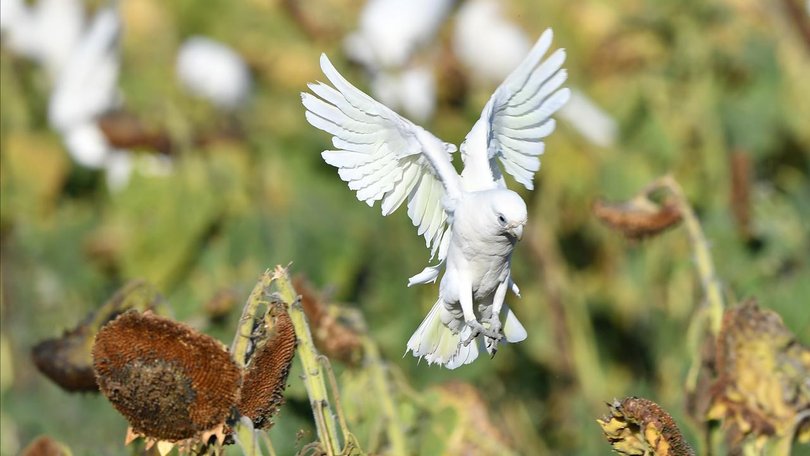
[0,0,85,80]
[556,89,617,148]
[344,0,454,69]
[303,30,570,369]
[175,36,252,110]
[2,1,176,190]
[453,0,531,84]
[370,64,437,124]
[343,0,455,122]
[45,5,135,190]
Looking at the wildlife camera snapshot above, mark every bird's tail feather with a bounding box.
[503,304,527,343]
[406,299,481,369]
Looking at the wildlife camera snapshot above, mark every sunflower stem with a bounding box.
[271,265,345,455]
[659,175,725,334]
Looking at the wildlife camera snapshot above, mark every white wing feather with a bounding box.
[302,54,460,257]
[463,28,570,191]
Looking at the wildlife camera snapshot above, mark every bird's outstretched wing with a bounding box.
[302,54,461,260]
[461,28,570,191]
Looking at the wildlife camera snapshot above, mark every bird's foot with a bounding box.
[462,319,502,346]
[484,316,503,357]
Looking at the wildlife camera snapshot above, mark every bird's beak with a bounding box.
[510,224,524,241]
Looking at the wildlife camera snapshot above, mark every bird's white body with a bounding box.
[303,29,569,368]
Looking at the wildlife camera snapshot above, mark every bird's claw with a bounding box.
[462,319,503,346]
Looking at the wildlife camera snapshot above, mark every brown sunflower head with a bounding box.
[294,276,363,364]
[237,303,297,429]
[598,396,695,456]
[92,310,241,442]
[593,197,682,240]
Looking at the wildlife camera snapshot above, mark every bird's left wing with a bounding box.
[302,54,461,260]
[461,29,570,191]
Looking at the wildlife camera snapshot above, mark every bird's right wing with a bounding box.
[302,54,461,260]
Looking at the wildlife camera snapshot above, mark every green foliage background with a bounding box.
[1,0,808,454]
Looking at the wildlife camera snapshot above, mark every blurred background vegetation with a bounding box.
[1,0,808,454]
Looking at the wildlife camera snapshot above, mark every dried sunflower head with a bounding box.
[32,280,163,392]
[598,396,694,456]
[708,299,810,450]
[237,303,297,429]
[294,276,363,364]
[93,310,241,443]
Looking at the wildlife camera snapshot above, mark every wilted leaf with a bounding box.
[708,299,810,450]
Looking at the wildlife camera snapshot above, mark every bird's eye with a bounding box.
[497,214,506,225]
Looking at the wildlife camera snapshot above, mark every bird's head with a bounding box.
[489,191,527,241]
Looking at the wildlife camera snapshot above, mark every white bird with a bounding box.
[175,36,252,110]
[343,0,453,122]
[48,5,121,134]
[344,0,454,70]
[557,89,617,148]
[0,0,85,80]
[48,5,122,171]
[303,29,569,368]
[370,63,437,123]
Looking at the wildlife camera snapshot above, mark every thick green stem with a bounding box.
[272,266,344,455]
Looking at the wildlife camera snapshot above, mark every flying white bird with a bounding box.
[303,29,569,369]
